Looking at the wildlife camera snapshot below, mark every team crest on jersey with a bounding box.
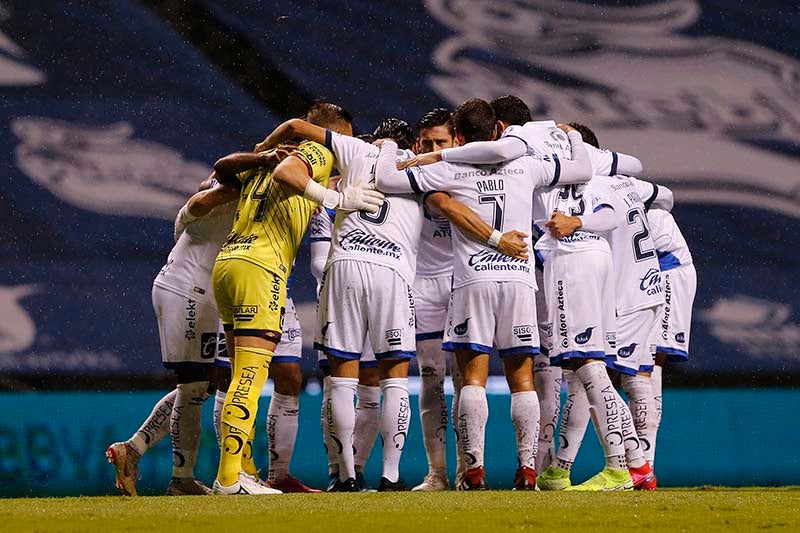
[425,0,800,219]
[675,332,686,344]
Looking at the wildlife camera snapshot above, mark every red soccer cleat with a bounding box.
[457,466,488,491]
[629,463,657,491]
[512,466,537,491]
[267,475,322,493]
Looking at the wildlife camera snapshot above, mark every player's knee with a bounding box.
[271,362,303,396]
[358,366,380,386]
[379,358,410,379]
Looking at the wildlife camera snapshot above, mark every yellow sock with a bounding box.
[241,423,259,477]
[217,346,272,486]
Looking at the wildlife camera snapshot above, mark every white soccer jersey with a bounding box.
[587,175,664,315]
[408,155,560,289]
[153,200,236,303]
[416,213,453,278]
[309,205,336,244]
[533,183,614,254]
[325,131,422,284]
[647,209,693,271]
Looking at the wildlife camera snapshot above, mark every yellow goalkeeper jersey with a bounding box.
[216,141,334,280]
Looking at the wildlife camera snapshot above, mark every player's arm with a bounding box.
[398,136,528,169]
[627,176,674,211]
[550,126,593,185]
[425,192,528,260]
[545,205,620,239]
[173,176,239,241]
[274,152,384,213]
[375,140,430,194]
[213,151,275,185]
[255,118,327,152]
[586,144,643,176]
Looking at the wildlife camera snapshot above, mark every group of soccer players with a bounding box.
[106,94,696,495]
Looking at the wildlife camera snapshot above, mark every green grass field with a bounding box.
[1,489,798,532]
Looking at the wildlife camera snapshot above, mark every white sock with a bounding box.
[170,381,208,478]
[321,377,338,476]
[451,353,466,478]
[510,391,540,470]
[619,398,647,468]
[353,384,381,469]
[555,370,591,471]
[576,362,627,470]
[267,392,300,483]
[622,374,657,465]
[213,389,225,449]
[380,378,410,483]
[458,385,488,469]
[534,355,561,473]
[330,377,358,481]
[129,389,178,455]
[651,365,663,467]
[417,338,448,474]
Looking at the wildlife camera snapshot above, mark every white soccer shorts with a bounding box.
[414,275,451,341]
[654,264,697,362]
[314,260,416,361]
[273,297,302,364]
[442,281,539,356]
[317,338,377,370]
[543,249,616,365]
[152,284,218,369]
[611,305,660,375]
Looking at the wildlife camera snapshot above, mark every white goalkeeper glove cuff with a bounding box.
[303,179,340,209]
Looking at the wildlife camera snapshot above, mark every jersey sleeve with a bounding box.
[441,134,527,164]
[324,130,369,172]
[292,141,335,184]
[412,162,456,193]
[586,145,643,176]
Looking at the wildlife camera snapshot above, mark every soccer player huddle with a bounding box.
[106,95,696,495]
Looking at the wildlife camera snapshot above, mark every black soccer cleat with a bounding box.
[328,477,359,492]
[377,477,407,492]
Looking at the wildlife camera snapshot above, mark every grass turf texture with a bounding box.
[1,490,798,532]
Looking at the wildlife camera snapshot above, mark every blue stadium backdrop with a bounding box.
[1,0,799,493]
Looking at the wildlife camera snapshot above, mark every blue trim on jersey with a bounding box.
[550,154,561,186]
[442,341,494,354]
[609,361,638,375]
[657,346,689,362]
[406,168,422,194]
[540,345,550,356]
[416,330,444,341]
[644,184,659,210]
[272,355,300,364]
[498,345,540,357]
[593,203,613,213]
[325,207,337,220]
[163,361,212,371]
[639,364,655,374]
[610,151,619,176]
[359,360,379,369]
[213,359,231,369]
[317,359,330,370]
[309,237,332,243]
[534,250,545,271]
[657,251,682,271]
[550,350,607,366]
[373,349,416,360]
[324,129,333,150]
[314,343,361,361]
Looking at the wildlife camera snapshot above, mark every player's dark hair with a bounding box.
[452,98,496,143]
[568,122,600,148]
[416,108,454,135]
[373,118,415,150]
[357,133,375,144]
[305,101,353,128]
[490,95,532,126]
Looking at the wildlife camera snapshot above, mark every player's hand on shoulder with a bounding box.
[545,211,581,238]
[498,230,529,260]
[337,182,385,213]
[396,151,442,170]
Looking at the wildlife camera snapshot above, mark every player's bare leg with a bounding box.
[413,338,450,491]
[455,349,489,490]
[377,358,411,492]
[504,354,540,490]
[354,365,380,491]
[327,356,360,492]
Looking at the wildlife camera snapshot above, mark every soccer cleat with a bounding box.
[105,441,141,496]
[212,472,282,495]
[536,465,571,491]
[457,466,488,491]
[412,471,450,491]
[377,477,407,492]
[512,466,537,491]
[630,463,657,491]
[355,471,375,492]
[327,472,339,492]
[565,467,633,492]
[328,477,359,492]
[166,477,213,496]
[267,475,322,493]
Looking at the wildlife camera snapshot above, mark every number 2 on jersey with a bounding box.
[479,194,505,231]
[627,207,655,262]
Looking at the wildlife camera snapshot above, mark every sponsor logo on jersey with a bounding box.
[385,328,403,347]
[283,327,302,342]
[233,305,258,321]
[639,268,663,296]
[269,273,282,312]
[454,318,470,336]
[200,332,218,359]
[339,228,402,259]
[468,249,530,274]
[574,326,595,345]
[617,343,638,358]
[513,325,533,343]
[184,299,197,341]
[675,332,686,344]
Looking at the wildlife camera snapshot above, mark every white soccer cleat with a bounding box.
[412,471,450,491]
[213,472,283,495]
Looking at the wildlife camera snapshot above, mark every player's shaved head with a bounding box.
[452,98,496,144]
[568,122,600,148]
[373,118,415,150]
[491,95,532,126]
[305,101,353,133]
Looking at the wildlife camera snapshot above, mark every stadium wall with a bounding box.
[1,388,797,497]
